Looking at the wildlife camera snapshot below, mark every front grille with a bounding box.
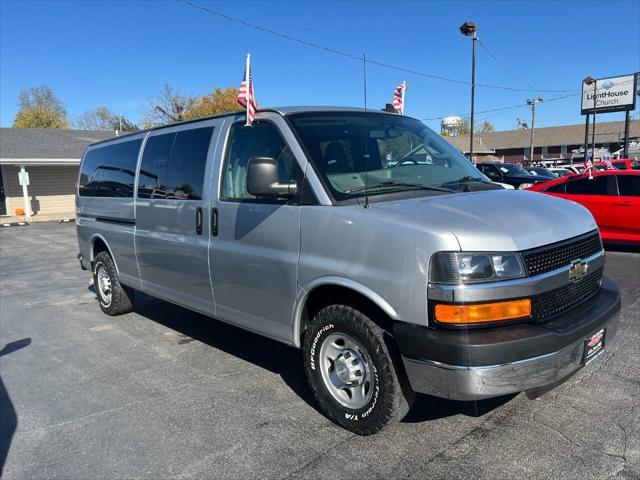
[523,231,602,277]
[532,269,603,321]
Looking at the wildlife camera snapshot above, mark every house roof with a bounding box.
[443,135,495,154]
[450,120,640,150]
[0,128,116,163]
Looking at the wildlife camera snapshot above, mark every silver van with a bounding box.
[76,107,620,435]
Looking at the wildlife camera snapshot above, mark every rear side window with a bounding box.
[617,175,640,196]
[138,127,213,200]
[565,176,609,195]
[79,139,142,197]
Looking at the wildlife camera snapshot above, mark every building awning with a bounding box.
[0,158,80,166]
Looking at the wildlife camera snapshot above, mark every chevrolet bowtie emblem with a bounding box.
[569,259,588,282]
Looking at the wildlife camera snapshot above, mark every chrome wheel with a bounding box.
[96,264,112,306]
[318,332,374,409]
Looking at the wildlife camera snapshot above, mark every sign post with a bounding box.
[623,110,631,158]
[581,74,638,159]
[18,166,31,218]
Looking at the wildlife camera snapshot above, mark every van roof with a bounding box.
[88,106,399,147]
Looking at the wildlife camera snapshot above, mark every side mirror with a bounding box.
[247,156,297,197]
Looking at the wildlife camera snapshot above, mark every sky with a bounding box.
[1,0,639,132]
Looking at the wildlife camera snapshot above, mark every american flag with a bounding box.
[237,58,257,126]
[585,157,593,170]
[585,156,594,179]
[393,82,407,114]
[603,156,615,170]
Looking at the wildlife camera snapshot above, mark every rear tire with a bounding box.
[93,251,134,315]
[303,304,414,435]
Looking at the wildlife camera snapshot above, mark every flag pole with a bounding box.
[245,53,251,126]
[401,81,406,115]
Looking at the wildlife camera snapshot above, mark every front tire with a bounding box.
[303,305,414,435]
[93,251,134,316]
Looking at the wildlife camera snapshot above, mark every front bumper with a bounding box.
[394,277,621,401]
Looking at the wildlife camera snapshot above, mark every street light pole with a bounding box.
[526,97,543,165]
[583,76,596,162]
[460,21,477,163]
[591,80,597,161]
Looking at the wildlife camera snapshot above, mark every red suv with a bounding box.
[528,170,640,244]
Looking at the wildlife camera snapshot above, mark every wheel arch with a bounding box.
[292,277,400,348]
[90,234,119,275]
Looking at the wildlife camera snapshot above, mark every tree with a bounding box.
[142,84,241,126]
[478,121,495,133]
[457,118,495,135]
[183,87,240,120]
[73,106,138,131]
[13,85,68,128]
[142,84,195,126]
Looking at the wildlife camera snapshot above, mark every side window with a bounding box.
[138,127,213,200]
[565,176,608,195]
[79,139,142,197]
[138,133,174,199]
[166,127,212,200]
[546,182,566,193]
[617,175,640,196]
[221,122,298,201]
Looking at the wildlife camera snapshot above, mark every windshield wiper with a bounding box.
[344,181,453,194]
[440,176,493,186]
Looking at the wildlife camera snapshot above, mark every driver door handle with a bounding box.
[211,208,219,237]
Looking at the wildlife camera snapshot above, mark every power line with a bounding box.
[178,0,578,94]
[421,92,580,121]
[476,38,538,91]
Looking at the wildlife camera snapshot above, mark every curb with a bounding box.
[1,222,30,228]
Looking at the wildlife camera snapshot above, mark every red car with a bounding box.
[594,158,640,170]
[528,170,640,244]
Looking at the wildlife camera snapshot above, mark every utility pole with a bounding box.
[526,97,543,165]
[460,21,477,163]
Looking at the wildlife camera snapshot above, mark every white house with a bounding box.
[0,128,115,220]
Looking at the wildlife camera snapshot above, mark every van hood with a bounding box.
[372,190,598,251]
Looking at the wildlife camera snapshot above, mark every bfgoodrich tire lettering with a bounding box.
[303,304,414,435]
[93,251,134,316]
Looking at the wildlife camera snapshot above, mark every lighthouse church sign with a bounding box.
[581,74,637,114]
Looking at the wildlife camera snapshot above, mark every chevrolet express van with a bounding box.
[76,107,620,435]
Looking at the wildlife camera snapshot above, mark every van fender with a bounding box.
[292,276,400,349]
[89,233,120,276]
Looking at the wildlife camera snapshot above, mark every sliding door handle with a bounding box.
[195,207,203,235]
[211,208,219,237]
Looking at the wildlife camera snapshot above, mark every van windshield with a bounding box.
[288,112,487,200]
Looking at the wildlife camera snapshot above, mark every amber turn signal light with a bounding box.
[435,299,531,324]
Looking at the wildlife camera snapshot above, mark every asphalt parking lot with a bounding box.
[0,222,638,480]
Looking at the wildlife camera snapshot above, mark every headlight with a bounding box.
[517,183,534,189]
[430,252,525,284]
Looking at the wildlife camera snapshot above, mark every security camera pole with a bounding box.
[460,21,477,163]
[526,97,543,165]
